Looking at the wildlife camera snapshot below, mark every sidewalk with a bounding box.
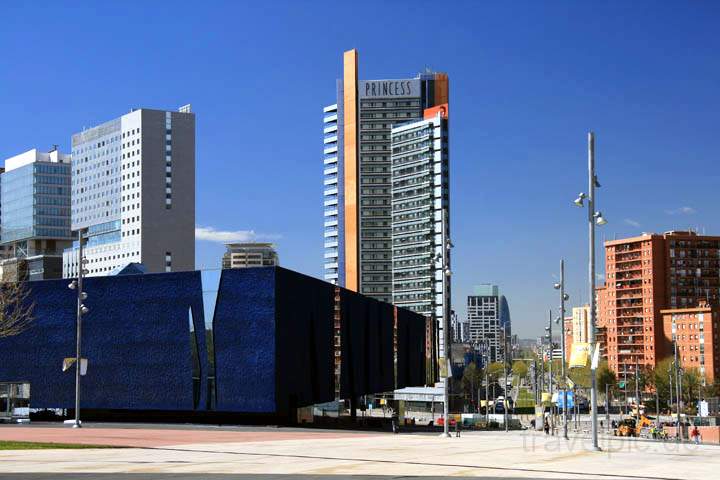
[1,425,719,479]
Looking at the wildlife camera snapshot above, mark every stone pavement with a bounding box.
[0,424,718,479]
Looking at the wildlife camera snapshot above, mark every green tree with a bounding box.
[512,360,528,380]
[682,368,703,413]
[568,363,591,388]
[652,358,706,412]
[653,358,674,410]
[596,361,617,395]
[461,361,483,403]
[487,361,505,380]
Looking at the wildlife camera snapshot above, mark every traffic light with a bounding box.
[618,381,625,389]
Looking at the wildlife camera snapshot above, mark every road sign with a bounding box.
[569,342,590,368]
[62,358,88,375]
[555,391,575,409]
[439,357,448,378]
[591,342,601,369]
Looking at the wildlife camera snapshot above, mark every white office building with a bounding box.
[390,106,449,357]
[323,103,341,284]
[63,106,195,277]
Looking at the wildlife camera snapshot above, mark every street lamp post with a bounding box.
[545,309,554,435]
[67,229,89,429]
[554,259,569,440]
[503,330,509,432]
[539,346,545,400]
[635,359,641,424]
[484,340,490,425]
[673,320,682,442]
[439,208,452,438]
[572,132,606,451]
[605,383,610,432]
[655,379,660,430]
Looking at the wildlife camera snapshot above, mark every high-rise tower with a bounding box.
[323,49,449,303]
[63,107,195,277]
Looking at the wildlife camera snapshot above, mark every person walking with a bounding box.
[544,418,550,435]
[691,425,701,445]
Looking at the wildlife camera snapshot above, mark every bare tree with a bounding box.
[0,281,34,338]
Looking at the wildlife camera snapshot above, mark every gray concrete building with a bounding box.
[467,284,512,363]
[222,243,278,269]
[63,106,195,277]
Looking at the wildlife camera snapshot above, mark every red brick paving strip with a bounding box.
[0,427,376,448]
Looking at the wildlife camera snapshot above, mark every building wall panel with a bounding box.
[213,268,276,413]
[0,271,206,411]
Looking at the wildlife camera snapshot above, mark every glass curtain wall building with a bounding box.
[0,148,72,280]
[63,107,195,277]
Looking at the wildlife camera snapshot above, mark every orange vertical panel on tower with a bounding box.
[433,73,449,106]
[343,49,359,291]
[424,103,449,120]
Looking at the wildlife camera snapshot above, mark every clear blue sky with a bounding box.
[2,1,719,337]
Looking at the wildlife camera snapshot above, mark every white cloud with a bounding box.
[624,218,641,228]
[665,206,696,216]
[195,226,281,243]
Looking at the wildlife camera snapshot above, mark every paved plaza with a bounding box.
[0,424,718,479]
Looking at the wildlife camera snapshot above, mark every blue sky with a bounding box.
[2,1,719,337]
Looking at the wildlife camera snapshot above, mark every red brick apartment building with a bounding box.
[661,302,720,383]
[598,231,720,379]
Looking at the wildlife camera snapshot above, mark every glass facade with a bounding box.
[1,162,71,244]
[70,118,122,230]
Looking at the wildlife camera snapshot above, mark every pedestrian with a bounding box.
[455,419,462,437]
[691,425,701,445]
[544,419,550,435]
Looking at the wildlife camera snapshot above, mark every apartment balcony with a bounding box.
[615,282,643,291]
[616,293,643,300]
[616,273,643,281]
[615,263,642,271]
[616,300,644,308]
[616,326,645,333]
[618,349,645,356]
[615,244,642,253]
[616,308,643,316]
[615,253,642,262]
